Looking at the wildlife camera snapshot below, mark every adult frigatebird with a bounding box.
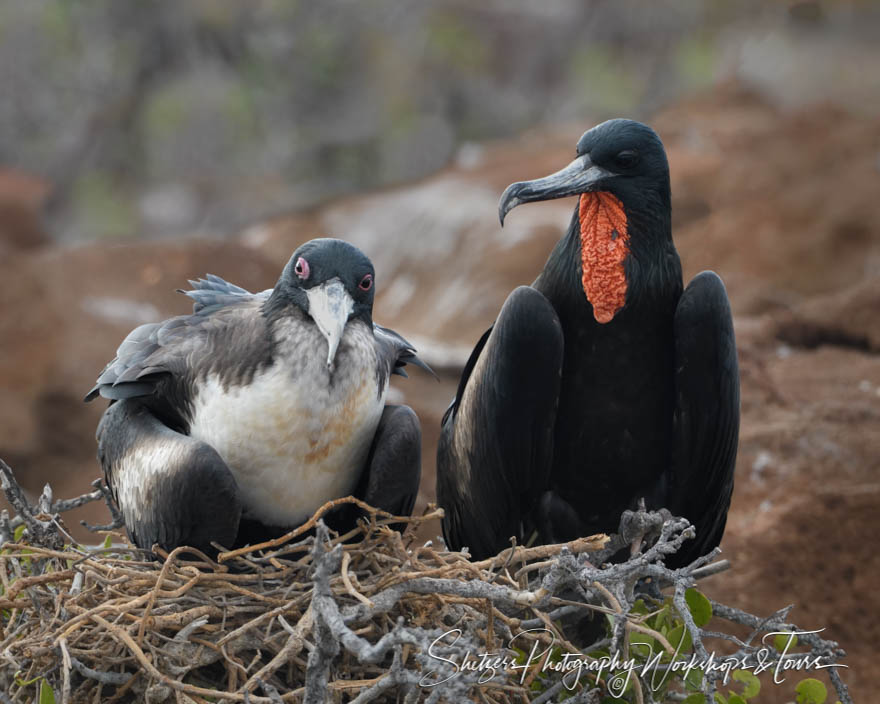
[86,238,430,553]
[437,119,739,566]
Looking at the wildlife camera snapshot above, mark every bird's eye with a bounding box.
[294,257,309,279]
[615,149,639,169]
[359,274,373,291]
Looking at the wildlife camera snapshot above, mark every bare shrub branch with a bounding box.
[0,457,852,703]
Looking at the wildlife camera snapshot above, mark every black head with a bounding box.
[499,119,670,224]
[265,237,376,367]
[277,238,375,316]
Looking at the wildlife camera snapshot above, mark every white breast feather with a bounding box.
[188,319,386,526]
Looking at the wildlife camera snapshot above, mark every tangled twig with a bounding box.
[0,458,853,703]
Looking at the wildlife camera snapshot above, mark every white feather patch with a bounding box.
[188,318,386,527]
[116,441,189,524]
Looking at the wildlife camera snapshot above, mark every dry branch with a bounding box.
[0,458,853,703]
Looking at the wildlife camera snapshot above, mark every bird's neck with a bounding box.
[262,286,286,320]
[537,191,679,321]
[575,192,630,323]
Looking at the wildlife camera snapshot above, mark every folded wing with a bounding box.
[667,271,740,565]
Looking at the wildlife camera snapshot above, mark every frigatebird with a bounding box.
[86,238,430,552]
[437,119,739,566]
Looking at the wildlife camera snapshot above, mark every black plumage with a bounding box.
[87,238,430,553]
[437,120,739,566]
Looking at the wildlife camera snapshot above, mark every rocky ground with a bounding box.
[1,83,878,701]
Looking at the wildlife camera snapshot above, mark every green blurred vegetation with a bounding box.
[0,0,875,241]
[569,45,645,115]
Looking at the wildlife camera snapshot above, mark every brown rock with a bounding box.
[0,168,51,254]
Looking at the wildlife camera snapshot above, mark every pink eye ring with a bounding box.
[294,257,309,279]
[359,274,373,291]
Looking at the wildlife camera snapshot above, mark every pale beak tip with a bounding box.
[498,183,523,227]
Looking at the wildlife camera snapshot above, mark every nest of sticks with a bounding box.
[0,459,854,704]
[0,495,609,703]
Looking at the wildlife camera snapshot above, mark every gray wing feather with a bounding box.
[85,276,267,403]
[181,275,271,314]
[373,324,435,379]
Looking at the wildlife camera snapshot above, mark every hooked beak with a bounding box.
[498,153,614,226]
[305,279,354,369]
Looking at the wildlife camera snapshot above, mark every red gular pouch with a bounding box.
[578,191,630,324]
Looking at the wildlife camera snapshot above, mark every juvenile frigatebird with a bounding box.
[86,238,431,553]
[437,119,739,566]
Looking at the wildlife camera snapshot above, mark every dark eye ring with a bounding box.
[294,257,309,279]
[616,149,639,168]
[359,274,373,291]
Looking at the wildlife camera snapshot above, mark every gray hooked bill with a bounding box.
[305,279,354,368]
[498,154,614,226]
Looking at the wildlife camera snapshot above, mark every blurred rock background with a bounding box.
[1,1,878,700]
